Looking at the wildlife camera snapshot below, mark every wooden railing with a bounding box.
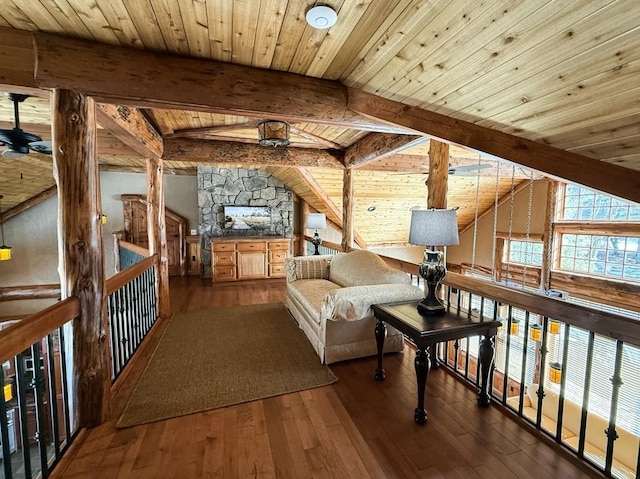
[435,273,640,479]
[117,240,149,270]
[0,298,80,479]
[105,253,158,381]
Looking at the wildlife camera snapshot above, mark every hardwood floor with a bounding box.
[54,276,601,478]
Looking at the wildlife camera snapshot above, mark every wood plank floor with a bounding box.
[54,276,602,478]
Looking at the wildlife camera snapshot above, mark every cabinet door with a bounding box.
[238,251,268,279]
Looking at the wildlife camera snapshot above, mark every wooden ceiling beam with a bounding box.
[344,133,428,168]
[295,168,367,249]
[0,185,56,224]
[347,88,640,204]
[163,138,344,168]
[95,104,163,159]
[30,30,407,134]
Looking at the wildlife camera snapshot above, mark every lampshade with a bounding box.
[408,209,459,247]
[257,120,290,147]
[307,213,327,230]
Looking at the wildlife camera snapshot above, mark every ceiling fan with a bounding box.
[0,92,52,159]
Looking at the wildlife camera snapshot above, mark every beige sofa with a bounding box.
[285,250,424,364]
[507,384,639,478]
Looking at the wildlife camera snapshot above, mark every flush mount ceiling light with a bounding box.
[306,5,338,29]
[257,120,290,147]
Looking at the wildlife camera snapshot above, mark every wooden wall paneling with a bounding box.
[270,1,316,72]
[52,89,110,427]
[146,157,170,320]
[251,0,286,69]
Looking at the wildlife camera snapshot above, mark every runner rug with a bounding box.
[117,302,336,427]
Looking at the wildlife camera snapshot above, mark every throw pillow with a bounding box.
[296,257,331,280]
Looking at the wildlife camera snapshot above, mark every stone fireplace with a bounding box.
[197,166,293,277]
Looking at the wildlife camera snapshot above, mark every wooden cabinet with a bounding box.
[186,235,201,276]
[211,237,291,282]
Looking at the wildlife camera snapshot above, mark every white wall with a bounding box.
[0,171,197,317]
[448,179,549,270]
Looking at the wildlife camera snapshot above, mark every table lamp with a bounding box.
[307,213,326,255]
[409,208,459,315]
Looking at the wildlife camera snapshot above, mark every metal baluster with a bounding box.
[113,289,123,378]
[502,305,514,405]
[604,340,624,476]
[578,331,595,458]
[140,270,149,337]
[535,317,550,429]
[517,311,531,416]
[0,371,13,478]
[46,333,61,459]
[475,335,481,388]
[108,293,118,380]
[555,323,570,442]
[464,337,470,379]
[15,351,32,478]
[453,340,460,373]
[58,326,71,444]
[489,300,499,399]
[124,282,135,364]
[131,275,141,352]
[31,342,50,478]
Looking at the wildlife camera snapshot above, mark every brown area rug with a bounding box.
[117,302,336,427]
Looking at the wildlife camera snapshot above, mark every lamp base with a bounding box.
[311,231,322,256]
[417,248,447,316]
[417,297,446,316]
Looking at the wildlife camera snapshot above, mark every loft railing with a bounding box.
[106,244,158,382]
[0,298,79,479]
[117,240,149,270]
[437,272,640,479]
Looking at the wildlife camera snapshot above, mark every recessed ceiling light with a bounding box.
[306,5,338,29]
[367,205,376,212]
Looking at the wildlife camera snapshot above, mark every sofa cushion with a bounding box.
[287,279,341,325]
[328,250,412,287]
[296,256,331,280]
[285,255,332,282]
[321,283,424,322]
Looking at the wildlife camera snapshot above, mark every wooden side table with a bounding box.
[372,300,501,424]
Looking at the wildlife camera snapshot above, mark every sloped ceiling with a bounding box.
[0,1,638,245]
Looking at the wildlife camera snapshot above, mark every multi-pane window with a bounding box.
[505,240,543,266]
[556,184,640,284]
[561,184,640,221]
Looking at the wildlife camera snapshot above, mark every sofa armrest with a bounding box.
[321,283,424,322]
[285,255,333,282]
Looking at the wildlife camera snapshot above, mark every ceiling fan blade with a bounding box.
[29,141,53,155]
[449,163,492,174]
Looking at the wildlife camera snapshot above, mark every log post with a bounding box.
[427,140,449,209]
[342,168,354,252]
[52,89,110,428]
[299,200,309,256]
[146,157,171,319]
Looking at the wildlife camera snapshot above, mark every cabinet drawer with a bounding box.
[269,264,286,278]
[238,242,267,252]
[268,241,290,251]
[214,251,235,265]
[269,251,287,263]
[213,266,236,281]
[212,242,235,252]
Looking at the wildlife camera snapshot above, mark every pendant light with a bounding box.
[0,195,11,260]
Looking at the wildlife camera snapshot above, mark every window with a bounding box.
[505,239,543,266]
[560,184,640,221]
[555,184,640,284]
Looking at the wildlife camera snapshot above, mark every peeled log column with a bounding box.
[342,168,354,252]
[146,157,170,319]
[52,89,110,428]
[427,140,449,209]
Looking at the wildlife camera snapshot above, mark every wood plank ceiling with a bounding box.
[0,0,638,246]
